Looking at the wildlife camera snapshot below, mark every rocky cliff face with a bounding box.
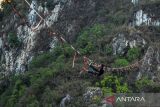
[0,0,98,74]
[0,0,160,79]
[132,0,160,26]
[1,0,61,74]
[0,0,160,107]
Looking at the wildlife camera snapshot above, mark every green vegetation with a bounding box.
[0,44,90,107]
[107,13,127,26]
[99,75,130,94]
[127,47,140,61]
[111,47,140,68]
[77,24,105,55]
[105,45,113,55]
[135,76,153,92]
[113,58,129,67]
[8,32,21,48]
[0,51,61,106]
[92,95,101,105]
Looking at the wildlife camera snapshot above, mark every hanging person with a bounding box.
[87,63,105,76]
[80,56,105,76]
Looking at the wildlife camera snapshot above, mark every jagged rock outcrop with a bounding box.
[0,0,98,73]
[112,31,146,55]
[83,87,103,103]
[134,9,160,26]
[132,0,139,5]
[132,0,160,26]
[60,94,72,107]
[137,46,160,80]
[1,0,62,73]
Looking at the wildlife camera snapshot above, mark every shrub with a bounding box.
[41,86,55,107]
[77,30,90,48]
[135,76,153,92]
[63,44,74,57]
[92,95,101,105]
[80,42,95,55]
[127,47,140,61]
[77,24,106,55]
[90,24,105,38]
[29,52,54,69]
[113,58,129,67]
[25,95,40,107]
[8,32,21,48]
[107,14,127,25]
[52,45,63,57]
[29,44,70,70]
[6,96,17,107]
[100,75,130,95]
[53,55,65,71]
[13,80,26,97]
[105,45,113,55]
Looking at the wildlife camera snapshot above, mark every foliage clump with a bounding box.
[135,76,153,92]
[8,32,21,48]
[99,75,130,94]
[77,24,106,55]
[127,47,140,61]
[113,58,129,67]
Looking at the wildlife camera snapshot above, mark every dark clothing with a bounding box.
[88,65,99,75]
[97,67,104,76]
[88,64,105,76]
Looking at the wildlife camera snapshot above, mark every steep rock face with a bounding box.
[0,0,100,74]
[134,9,160,26]
[54,0,97,42]
[83,87,103,103]
[132,0,139,5]
[1,0,63,73]
[132,1,160,26]
[132,0,160,80]
[60,94,72,107]
[138,46,160,80]
[112,31,146,55]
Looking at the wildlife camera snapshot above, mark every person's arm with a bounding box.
[88,59,93,65]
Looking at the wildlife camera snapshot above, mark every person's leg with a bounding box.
[97,70,104,77]
[88,66,99,75]
[89,65,99,74]
[97,72,103,76]
[88,70,95,74]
